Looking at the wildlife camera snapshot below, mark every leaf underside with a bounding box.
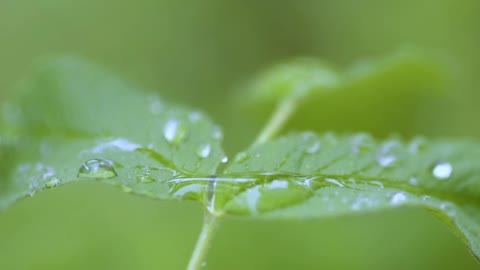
[1,57,479,260]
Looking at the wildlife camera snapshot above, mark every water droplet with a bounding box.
[212,126,223,140]
[408,138,426,154]
[86,138,141,154]
[351,134,371,154]
[136,171,156,183]
[421,195,431,201]
[221,156,229,163]
[150,99,163,114]
[163,119,187,145]
[432,162,453,180]
[377,141,399,167]
[45,177,60,189]
[234,152,249,163]
[370,181,384,189]
[409,177,418,185]
[306,141,320,154]
[246,186,261,214]
[377,155,396,167]
[196,143,211,159]
[189,111,202,122]
[440,202,456,217]
[390,192,407,205]
[78,159,118,179]
[266,180,289,189]
[325,178,344,187]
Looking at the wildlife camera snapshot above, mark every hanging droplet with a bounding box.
[163,119,187,145]
[78,159,118,179]
[196,143,211,159]
[45,177,60,189]
[432,162,453,180]
[221,156,229,163]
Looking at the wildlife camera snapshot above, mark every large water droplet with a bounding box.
[78,159,118,179]
[432,162,453,180]
[163,119,187,145]
[390,192,407,205]
[196,143,211,159]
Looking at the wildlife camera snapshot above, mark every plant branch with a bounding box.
[252,98,297,147]
[186,212,219,270]
[186,97,297,270]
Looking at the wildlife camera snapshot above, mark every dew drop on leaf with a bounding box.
[306,141,320,154]
[78,159,118,179]
[432,162,453,180]
[212,126,223,140]
[136,171,156,183]
[163,119,187,145]
[188,111,202,122]
[196,143,211,159]
[377,155,396,167]
[325,178,344,187]
[221,156,229,163]
[390,192,407,205]
[45,177,60,189]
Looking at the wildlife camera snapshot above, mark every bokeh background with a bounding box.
[1,0,479,269]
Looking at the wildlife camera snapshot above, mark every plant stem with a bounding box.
[252,98,297,146]
[186,98,297,270]
[187,213,219,270]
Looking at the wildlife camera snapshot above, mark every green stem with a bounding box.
[186,98,297,270]
[186,213,219,270]
[252,98,297,146]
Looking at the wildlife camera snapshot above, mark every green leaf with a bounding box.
[237,49,447,136]
[244,48,445,105]
[2,56,479,262]
[222,132,480,259]
[0,57,226,209]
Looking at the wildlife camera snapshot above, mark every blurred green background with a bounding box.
[1,0,479,269]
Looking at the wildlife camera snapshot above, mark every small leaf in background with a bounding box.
[237,48,448,136]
